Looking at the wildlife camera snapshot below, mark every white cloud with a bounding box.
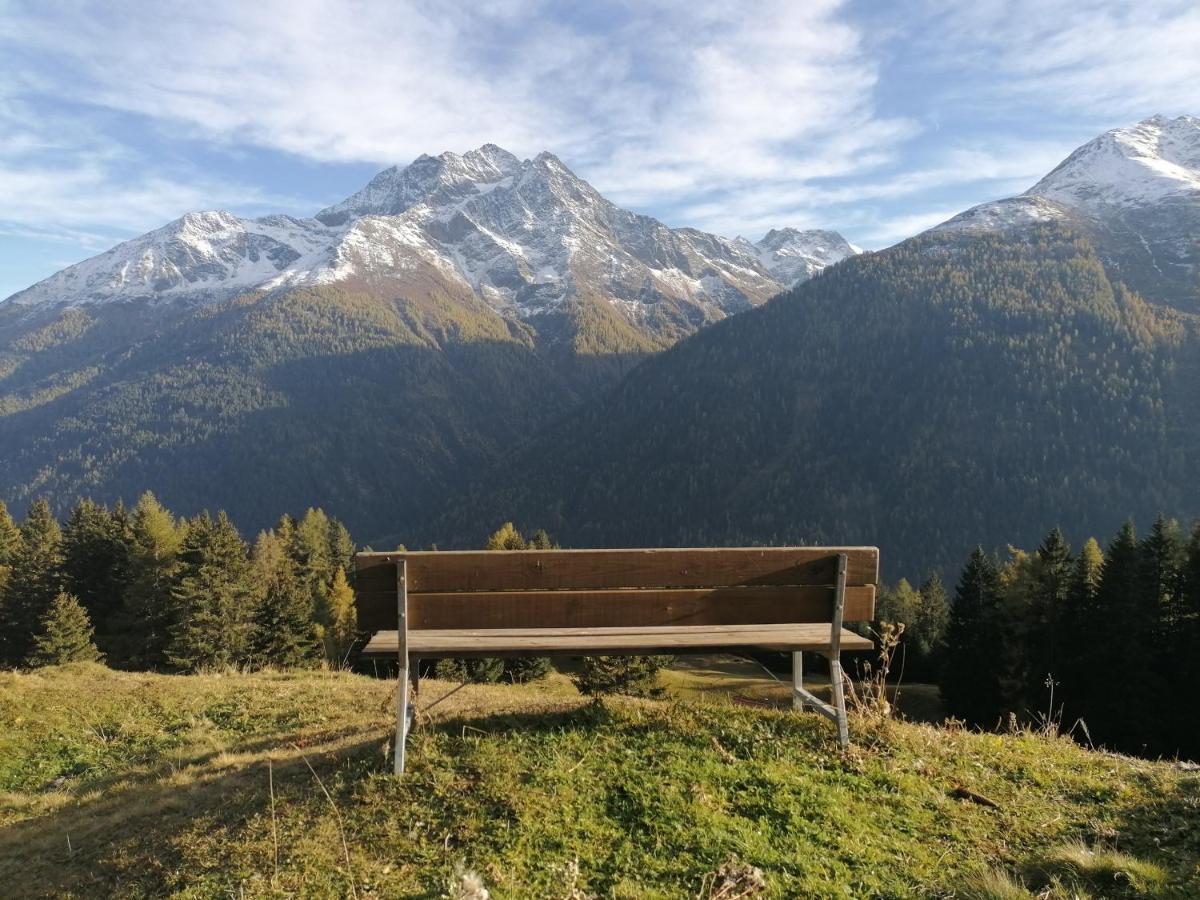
[0,0,910,217]
[905,0,1200,118]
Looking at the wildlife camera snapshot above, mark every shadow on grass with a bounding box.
[0,727,389,898]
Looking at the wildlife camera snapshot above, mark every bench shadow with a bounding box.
[0,727,390,898]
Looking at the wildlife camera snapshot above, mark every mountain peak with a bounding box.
[750,228,860,286]
[1025,113,1200,209]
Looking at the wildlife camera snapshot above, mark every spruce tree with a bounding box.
[0,500,20,566]
[1028,528,1072,714]
[1088,521,1146,751]
[61,499,133,651]
[939,547,1002,725]
[117,492,183,668]
[913,572,950,679]
[1179,522,1200,758]
[0,499,64,665]
[252,532,321,669]
[166,512,254,672]
[28,591,103,667]
[1058,537,1102,728]
[0,501,20,629]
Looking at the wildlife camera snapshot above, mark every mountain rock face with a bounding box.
[936,114,1200,311]
[742,228,862,286]
[6,145,857,347]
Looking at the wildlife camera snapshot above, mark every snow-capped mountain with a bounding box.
[742,228,862,286]
[933,114,1200,309]
[4,145,857,341]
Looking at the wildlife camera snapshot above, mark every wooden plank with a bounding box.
[362,623,874,655]
[354,585,876,633]
[355,547,879,594]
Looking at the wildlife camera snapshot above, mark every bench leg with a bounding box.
[829,654,849,750]
[792,651,806,711]
[395,658,409,775]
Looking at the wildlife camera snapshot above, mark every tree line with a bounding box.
[0,493,357,671]
[876,516,1200,760]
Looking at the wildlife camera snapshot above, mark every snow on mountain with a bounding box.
[5,212,337,307]
[1029,114,1200,210]
[935,115,1200,232]
[744,228,861,286]
[4,146,857,337]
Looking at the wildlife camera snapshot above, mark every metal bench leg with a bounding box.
[395,660,409,774]
[829,654,849,750]
[792,651,806,711]
[395,559,409,775]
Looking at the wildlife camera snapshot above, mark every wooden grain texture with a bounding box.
[354,585,876,633]
[355,547,878,594]
[363,623,874,656]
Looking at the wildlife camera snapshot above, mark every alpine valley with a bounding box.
[3,116,1199,575]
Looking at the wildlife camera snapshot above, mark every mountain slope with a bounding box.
[0,146,857,535]
[937,114,1200,312]
[6,145,857,348]
[443,223,1200,575]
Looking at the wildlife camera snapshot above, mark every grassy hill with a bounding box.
[1,664,1197,898]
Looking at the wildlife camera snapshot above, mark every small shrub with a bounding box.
[571,655,664,697]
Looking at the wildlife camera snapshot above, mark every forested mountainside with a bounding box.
[0,144,857,539]
[442,224,1200,576]
[0,278,593,545]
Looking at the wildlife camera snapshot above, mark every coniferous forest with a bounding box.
[2,492,1197,761]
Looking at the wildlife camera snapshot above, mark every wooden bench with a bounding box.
[355,546,878,773]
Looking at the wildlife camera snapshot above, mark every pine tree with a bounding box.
[1179,522,1200,757]
[1087,521,1146,751]
[28,591,103,667]
[1028,528,1072,713]
[1058,537,1102,727]
[166,512,255,672]
[0,500,20,566]
[327,519,356,588]
[117,492,183,668]
[0,501,20,629]
[913,572,950,678]
[323,567,358,666]
[0,499,64,665]
[61,499,133,651]
[251,531,321,669]
[940,547,1002,725]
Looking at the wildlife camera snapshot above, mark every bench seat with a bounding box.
[363,622,873,656]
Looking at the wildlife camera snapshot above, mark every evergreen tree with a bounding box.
[0,501,20,627]
[1087,521,1147,751]
[995,548,1037,718]
[1179,523,1200,756]
[323,567,358,666]
[1058,537,1103,727]
[527,529,558,550]
[251,528,321,668]
[939,547,1002,725]
[327,519,356,588]
[166,512,255,672]
[28,591,103,667]
[0,499,64,665]
[61,499,133,651]
[1027,528,1073,713]
[572,655,662,697]
[117,492,183,668]
[913,572,950,679]
[0,500,20,566]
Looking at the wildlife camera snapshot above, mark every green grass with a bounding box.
[0,662,1197,898]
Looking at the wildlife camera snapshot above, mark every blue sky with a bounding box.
[2,0,1199,300]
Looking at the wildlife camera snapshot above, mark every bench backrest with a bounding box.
[354,547,878,634]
